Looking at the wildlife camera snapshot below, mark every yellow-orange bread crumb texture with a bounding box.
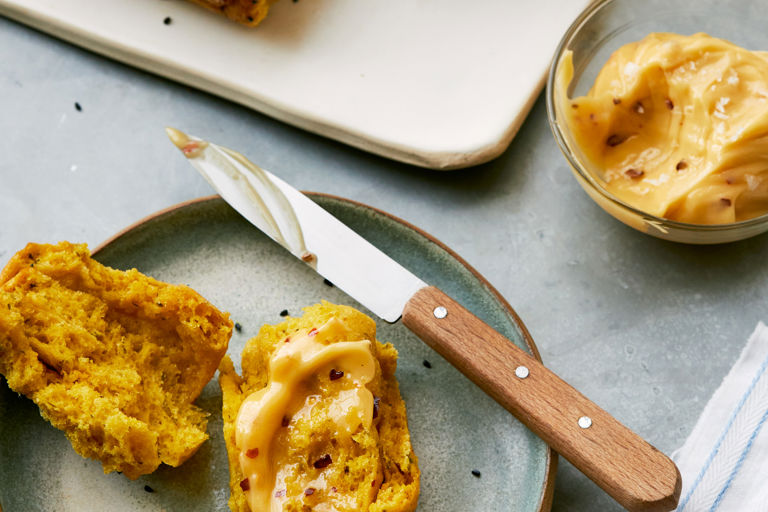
[0,242,232,479]
[219,302,420,512]
[187,0,280,27]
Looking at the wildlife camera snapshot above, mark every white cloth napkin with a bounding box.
[673,322,768,512]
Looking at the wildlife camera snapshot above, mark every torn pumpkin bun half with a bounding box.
[0,242,233,479]
[186,0,280,27]
[219,302,420,512]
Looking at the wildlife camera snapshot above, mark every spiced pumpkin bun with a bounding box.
[219,302,420,512]
[0,242,232,479]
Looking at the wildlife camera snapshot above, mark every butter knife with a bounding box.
[166,128,681,512]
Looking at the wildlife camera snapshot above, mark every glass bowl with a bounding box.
[546,0,768,244]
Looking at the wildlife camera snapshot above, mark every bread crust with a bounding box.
[0,242,232,479]
[186,0,279,27]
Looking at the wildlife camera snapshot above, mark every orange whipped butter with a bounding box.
[234,318,376,512]
[557,33,768,224]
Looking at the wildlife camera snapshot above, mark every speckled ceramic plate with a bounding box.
[0,195,555,512]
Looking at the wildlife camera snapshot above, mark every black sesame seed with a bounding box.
[144,485,155,493]
[323,278,334,287]
[422,359,432,369]
[247,16,254,22]
[163,16,172,25]
[234,322,242,332]
[74,102,82,112]
[471,469,481,478]
[279,309,289,317]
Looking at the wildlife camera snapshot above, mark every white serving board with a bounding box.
[0,0,587,169]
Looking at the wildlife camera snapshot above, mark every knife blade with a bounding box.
[167,127,681,512]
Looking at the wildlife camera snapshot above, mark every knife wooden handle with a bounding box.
[402,286,681,512]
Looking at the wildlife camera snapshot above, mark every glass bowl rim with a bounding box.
[544,0,768,234]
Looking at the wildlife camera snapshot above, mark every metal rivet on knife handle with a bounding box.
[515,366,529,379]
[578,416,593,429]
[433,306,448,319]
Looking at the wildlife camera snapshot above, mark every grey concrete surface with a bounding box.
[2,14,767,512]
